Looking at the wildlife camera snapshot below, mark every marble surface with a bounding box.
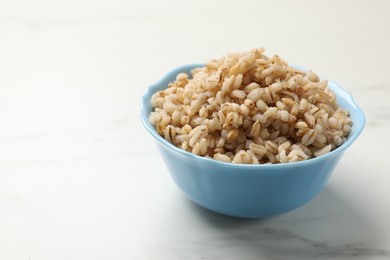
[1,0,389,259]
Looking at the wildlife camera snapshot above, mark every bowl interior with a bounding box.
[140,64,365,167]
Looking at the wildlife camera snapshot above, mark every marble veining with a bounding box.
[0,0,390,259]
[223,228,389,258]
[145,223,390,259]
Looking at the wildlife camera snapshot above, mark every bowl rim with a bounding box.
[140,64,365,170]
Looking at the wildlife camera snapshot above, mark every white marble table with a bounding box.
[1,0,389,259]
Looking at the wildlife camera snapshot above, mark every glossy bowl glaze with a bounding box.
[140,64,365,218]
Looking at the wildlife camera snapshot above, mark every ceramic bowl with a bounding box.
[140,64,365,218]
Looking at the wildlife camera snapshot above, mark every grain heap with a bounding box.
[149,48,352,164]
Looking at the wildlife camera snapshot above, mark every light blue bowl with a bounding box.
[140,64,365,218]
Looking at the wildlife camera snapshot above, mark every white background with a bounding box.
[0,0,389,259]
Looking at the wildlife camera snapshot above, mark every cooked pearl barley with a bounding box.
[314,144,332,157]
[149,48,352,164]
[213,153,232,162]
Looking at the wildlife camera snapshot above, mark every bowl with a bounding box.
[140,64,365,218]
